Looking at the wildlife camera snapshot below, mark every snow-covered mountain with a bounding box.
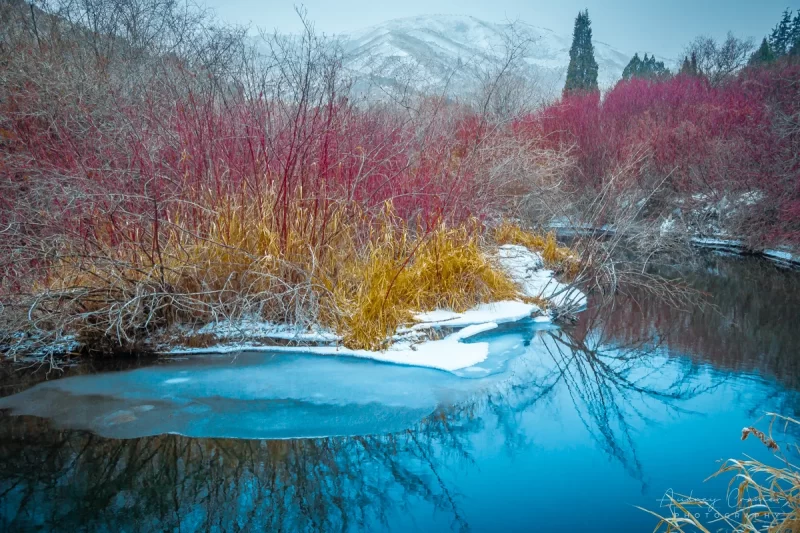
[340,15,633,99]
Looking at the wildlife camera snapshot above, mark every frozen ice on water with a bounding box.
[0,319,554,440]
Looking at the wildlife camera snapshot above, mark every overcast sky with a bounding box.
[203,0,797,60]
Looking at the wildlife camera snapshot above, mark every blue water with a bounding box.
[0,254,798,532]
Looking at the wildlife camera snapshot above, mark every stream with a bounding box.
[1,253,800,532]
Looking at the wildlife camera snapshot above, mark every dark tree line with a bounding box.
[750,8,800,66]
[622,53,670,80]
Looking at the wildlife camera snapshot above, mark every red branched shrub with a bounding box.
[515,63,800,244]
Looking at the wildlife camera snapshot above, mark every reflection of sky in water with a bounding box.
[0,254,798,532]
[0,320,555,439]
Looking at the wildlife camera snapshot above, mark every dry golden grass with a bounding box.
[332,221,519,350]
[44,198,533,351]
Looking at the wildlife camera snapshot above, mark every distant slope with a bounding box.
[340,15,634,99]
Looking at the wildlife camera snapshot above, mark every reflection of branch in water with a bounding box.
[580,255,800,393]
[0,416,471,532]
[537,320,723,487]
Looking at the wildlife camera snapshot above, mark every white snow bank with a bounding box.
[764,249,799,265]
[691,239,800,266]
[495,244,587,310]
[764,249,792,261]
[167,321,498,372]
[690,237,743,248]
[166,300,544,372]
[411,300,542,329]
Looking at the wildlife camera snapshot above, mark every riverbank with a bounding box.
[550,222,800,268]
[1,252,797,532]
[1,229,586,370]
[689,237,800,267]
[152,244,586,372]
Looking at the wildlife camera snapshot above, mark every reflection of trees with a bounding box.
[0,414,473,532]
[436,320,719,490]
[444,313,718,488]
[576,255,800,390]
[536,326,713,486]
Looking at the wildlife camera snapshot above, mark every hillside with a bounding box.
[341,15,635,98]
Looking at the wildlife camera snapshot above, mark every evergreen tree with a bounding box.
[680,56,692,75]
[644,54,670,78]
[622,53,641,80]
[622,52,670,80]
[679,52,699,76]
[749,37,776,65]
[791,10,800,55]
[564,9,599,94]
[770,8,793,56]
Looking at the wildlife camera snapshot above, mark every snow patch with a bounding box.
[167,323,495,372]
[764,249,799,265]
[765,249,792,261]
[161,245,586,372]
[411,300,541,329]
[165,299,546,372]
[495,245,587,310]
[690,237,744,249]
[660,216,676,235]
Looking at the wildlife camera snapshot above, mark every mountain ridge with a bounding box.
[337,14,639,98]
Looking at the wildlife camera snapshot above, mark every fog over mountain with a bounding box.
[338,14,636,98]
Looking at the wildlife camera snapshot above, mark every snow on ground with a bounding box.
[162,245,587,372]
[495,244,587,310]
[409,300,540,329]
[167,302,547,372]
[2,333,79,359]
[690,237,744,248]
[691,239,800,266]
[168,322,498,372]
[763,249,800,266]
[765,249,793,261]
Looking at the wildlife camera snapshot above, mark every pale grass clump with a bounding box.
[492,221,580,276]
[643,414,800,533]
[40,198,527,352]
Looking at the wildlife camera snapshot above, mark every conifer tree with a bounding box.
[680,56,691,75]
[622,52,670,80]
[679,52,699,76]
[791,10,800,55]
[749,37,776,65]
[770,8,793,56]
[622,53,641,80]
[564,9,599,94]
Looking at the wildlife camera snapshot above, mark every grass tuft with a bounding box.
[492,221,580,276]
[334,221,519,350]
